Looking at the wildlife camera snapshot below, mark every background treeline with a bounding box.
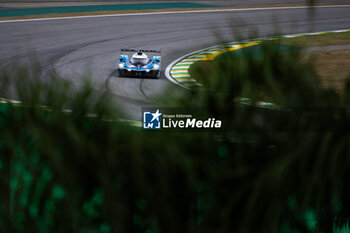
[1,42,350,233]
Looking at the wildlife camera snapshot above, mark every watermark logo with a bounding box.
[143,109,162,129]
[142,108,223,131]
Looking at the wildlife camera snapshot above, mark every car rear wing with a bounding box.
[120,49,161,54]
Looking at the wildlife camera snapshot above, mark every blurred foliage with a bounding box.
[1,40,350,233]
[189,42,341,108]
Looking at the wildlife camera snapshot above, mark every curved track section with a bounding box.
[0,6,349,120]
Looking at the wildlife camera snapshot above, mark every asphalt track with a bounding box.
[0,5,350,120]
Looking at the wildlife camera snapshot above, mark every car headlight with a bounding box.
[153,64,160,70]
[119,63,125,69]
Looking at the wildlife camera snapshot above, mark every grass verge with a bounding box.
[278,31,350,47]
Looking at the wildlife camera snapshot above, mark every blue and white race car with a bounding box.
[118,49,161,78]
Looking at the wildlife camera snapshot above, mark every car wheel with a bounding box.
[153,71,160,79]
[118,69,125,77]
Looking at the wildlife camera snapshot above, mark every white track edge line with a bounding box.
[1,5,350,23]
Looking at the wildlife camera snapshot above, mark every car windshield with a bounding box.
[131,57,149,65]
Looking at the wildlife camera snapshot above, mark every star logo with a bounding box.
[143,109,162,129]
[151,109,162,122]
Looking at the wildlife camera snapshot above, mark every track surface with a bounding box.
[0,6,349,120]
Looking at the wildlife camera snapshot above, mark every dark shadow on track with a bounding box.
[105,69,154,102]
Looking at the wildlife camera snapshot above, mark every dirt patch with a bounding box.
[304,44,350,53]
[276,31,350,92]
[306,50,350,92]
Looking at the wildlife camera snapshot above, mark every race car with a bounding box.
[118,49,161,78]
